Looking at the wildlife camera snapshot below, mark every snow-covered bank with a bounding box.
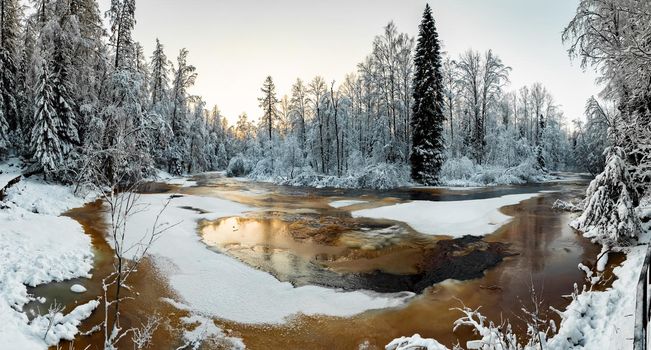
[0,166,96,349]
[438,156,553,187]
[384,199,651,350]
[121,192,413,324]
[231,155,553,190]
[0,158,21,189]
[546,244,646,349]
[352,193,541,237]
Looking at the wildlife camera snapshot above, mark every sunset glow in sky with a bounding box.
[98,0,600,125]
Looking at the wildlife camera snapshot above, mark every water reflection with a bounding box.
[190,176,613,349]
[200,216,434,289]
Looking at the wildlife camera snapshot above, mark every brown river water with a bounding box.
[26,173,621,349]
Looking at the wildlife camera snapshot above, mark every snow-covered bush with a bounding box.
[272,163,410,190]
[354,163,410,190]
[386,334,449,350]
[225,155,252,177]
[440,157,476,182]
[571,146,642,245]
[439,156,547,187]
[249,158,273,179]
[386,304,554,350]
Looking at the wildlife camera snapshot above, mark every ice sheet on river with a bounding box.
[351,192,542,237]
[122,193,413,324]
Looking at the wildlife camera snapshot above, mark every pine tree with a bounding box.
[0,91,8,153]
[31,63,64,176]
[150,38,170,106]
[410,4,445,184]
[259,76,279,141]
[571,147,641,245]
[50,20,80,155]
[258,76,279,167]
[108,0,136,68]
[0,0,21,139]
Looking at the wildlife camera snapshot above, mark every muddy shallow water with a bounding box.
[28,174,620,349]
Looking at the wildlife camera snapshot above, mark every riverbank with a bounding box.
[0,159,97,348]
[0,166,627,349]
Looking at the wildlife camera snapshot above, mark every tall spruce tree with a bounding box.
[50,8,80,156]
[31,63,63,176]
[410,4,445,184]
[259,76,279,166]
[0,0,21,142]
[259,76,279,141]
[150,38,170,107]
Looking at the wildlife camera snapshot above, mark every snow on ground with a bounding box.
[545,202,651,350]
[0,171,96,349]
[384,201,651,350]
[386,334,449,350]
[177,311,246,349]
[6,180,90,215]
[351,193,541,237]
[329,199,368,208]
[0,157,22,189]
[119,192,413,324]
[155,170,198,187]
[546,243,647,349]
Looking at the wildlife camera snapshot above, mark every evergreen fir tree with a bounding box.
[259,76,279,141]
[0,0,21,137]
[51,26,80,155]
[108,0,136,68]
[410,4,445,184]
[0,91,8,153]
[31,63,64,176]
[150,38,170,106]
[571,146,642,245]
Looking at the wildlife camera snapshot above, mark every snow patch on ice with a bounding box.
[352,193,541,237]
[70,284,87,293]
[180,314,245,350]
[119,192,413,324]
[329,199,368,208]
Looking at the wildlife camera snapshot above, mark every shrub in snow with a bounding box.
[571,146,642,245]
[385,333,449,350]
[439,156,547,187]
[354,163,410,190]
[29,300,99,346]
[249,157,274,179]
[225,155,252,177]
[386,305,554,350]
[440,157,476,182]
[271,163,410,190]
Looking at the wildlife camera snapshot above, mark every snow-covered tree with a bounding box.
[410,4,445,184]
[108,0,136,69]
[571,146,642,244]
[30,63,63,176]
[150,38,170,107]
[258,76,279,140]
[0,0,21,148]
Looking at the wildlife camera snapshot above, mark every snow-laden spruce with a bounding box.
[571,147,642,244]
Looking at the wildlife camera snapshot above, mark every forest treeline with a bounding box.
[0,0,610,188]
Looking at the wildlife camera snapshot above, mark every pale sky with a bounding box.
[98,0,600,125]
